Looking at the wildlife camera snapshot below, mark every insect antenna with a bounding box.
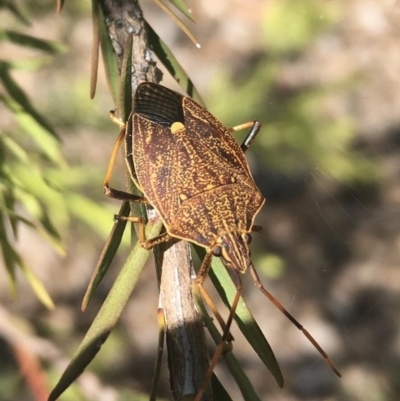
[248,263,341,377]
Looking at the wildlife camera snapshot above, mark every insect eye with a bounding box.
[212,245,222,257]
[244,233,252,244]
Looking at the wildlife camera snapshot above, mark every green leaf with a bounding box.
[153,0,199,46]
[81,201,130,311]
[119,34,133,122]
[211,373,233,401]
[0,68,61,143]
[0,212,18,296]
[118,35,147,227]
[1,133,30,164]
[1,95,66,169]
[0,30,67,53]
[0,179,18,237]
[13,189,66,255]
[5,56,56,71]
[0,1,31,25]
[165,0,195,21]
[0,164,66,254]
[17,254,54,309]
[49,218,163,401]
[98,7,119,106]
[65,193,116,240]
[14,107,66,167]
[146,22,204,105]
[0,211,54,308]
[90,0,100,99]
[8,164,68,238]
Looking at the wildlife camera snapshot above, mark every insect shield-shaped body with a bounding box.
[122,84,340,399]
[126,82,265,271]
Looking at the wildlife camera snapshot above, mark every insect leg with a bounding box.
[195,252,233,339]
[103,123,148,203]
[248,263,342,377]
[114,215,147,243]
[228,120,262,153]
[141,232,172,249]
[113,217,172,249]
[194,268,243,401]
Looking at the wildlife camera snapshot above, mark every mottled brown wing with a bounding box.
[131,114,180,223]
[129,82,264,246]
[168,98,265,245]
[129,83,184,225]
[131,83,256,192]
[174,97,258,202]
[183,97,255,184]
[168,183,265,247]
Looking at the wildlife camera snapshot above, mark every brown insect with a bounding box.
[104,82,341,399]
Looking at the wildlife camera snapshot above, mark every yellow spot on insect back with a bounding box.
[171,122,185,134]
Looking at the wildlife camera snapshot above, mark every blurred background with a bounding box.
[1,0,400,400]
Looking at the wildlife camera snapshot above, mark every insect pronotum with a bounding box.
[104,82,341,400]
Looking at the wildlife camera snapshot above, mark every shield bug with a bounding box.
[104,82,341,398]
